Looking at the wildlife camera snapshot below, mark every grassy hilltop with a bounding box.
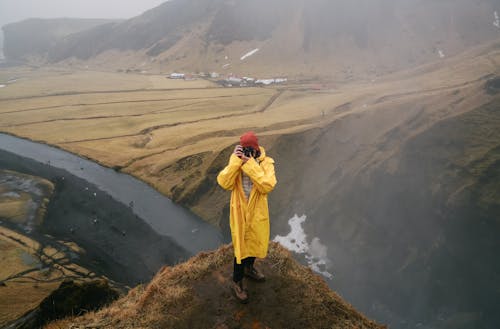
[45,243,385,329]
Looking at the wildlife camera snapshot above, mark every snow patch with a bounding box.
[274,214,333,279]
[494,11,500,28]
[240,48,259,61]
[274,215,309,253]
[438,49,445,58]
[222,63,230,69]
[0,84,5,88]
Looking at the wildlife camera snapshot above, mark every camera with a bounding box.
[242,146,255,158]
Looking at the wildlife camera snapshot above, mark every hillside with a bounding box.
[268,96,500,328]
[1,34,500,326]
[1,3,499,322]
[45,242,384,329]
[3,0,500,77]
[1,39,499,327]
[1,18,120,63]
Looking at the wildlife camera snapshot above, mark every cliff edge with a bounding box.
[46,242,384,329]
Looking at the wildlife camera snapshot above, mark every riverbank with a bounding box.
[0,146,203,286]
[0,133,224,254]
[0,135,224,327]
[0,170,106,327]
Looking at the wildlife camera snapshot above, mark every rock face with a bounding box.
[3,0,500,76]
[272,100,500,328]
[1,18,119,62]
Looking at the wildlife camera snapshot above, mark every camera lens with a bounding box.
[243,147,254,157]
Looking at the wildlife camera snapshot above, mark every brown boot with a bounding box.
[244,265,266,282]
[231,280,248,303]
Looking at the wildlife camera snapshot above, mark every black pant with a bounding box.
[233,257,255,282]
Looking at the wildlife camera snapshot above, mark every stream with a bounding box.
[0,133,224,284]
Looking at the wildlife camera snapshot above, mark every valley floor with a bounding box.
[0,40,498,225]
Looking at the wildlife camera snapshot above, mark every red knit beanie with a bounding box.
[240,131,259,150]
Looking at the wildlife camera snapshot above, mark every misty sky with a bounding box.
[0,0,167,28]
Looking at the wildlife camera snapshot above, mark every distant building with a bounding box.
[210,72,220,78]
[255,78,288,86]
[227,76,243,84]
[184,74,196,81]
[169,73,185,79]
[255,79,275,86]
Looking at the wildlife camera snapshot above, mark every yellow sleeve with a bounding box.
[241,157,277,194]
[217,154,243,191]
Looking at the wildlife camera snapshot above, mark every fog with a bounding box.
[0,0,167,25]
[0,0,499,327]
[0,0,167,47]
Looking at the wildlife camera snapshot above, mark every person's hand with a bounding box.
[234,145,250,163]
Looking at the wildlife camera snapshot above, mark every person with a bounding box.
[217,131,277,303]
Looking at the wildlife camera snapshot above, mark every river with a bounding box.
[0,133,224,284]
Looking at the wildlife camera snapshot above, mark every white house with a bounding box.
[169,73,185,79]
[227,76,243,84]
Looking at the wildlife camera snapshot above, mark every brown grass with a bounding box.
[0,170,54,226]
[0,195,31,222]
[0,231,60,326]
[1,43,499,226]
[0,223,100,327]
[0,67,216,100]
[47,243,384,329]
[1,43,498,175]
[0,226,103,327]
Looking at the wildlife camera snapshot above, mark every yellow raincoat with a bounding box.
[217,147,277,264]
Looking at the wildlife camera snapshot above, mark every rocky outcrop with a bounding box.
[47,243,384,329]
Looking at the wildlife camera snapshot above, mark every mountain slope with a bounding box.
[4,0,500,77]
[2,18,119,63]
[45,243,384,329]
[154,42,500,328]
